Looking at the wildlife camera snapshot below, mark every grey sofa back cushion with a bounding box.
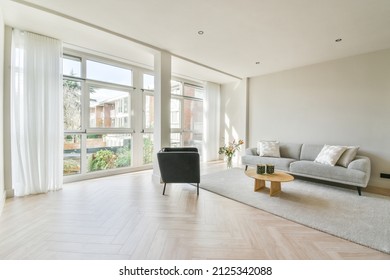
[300,144,324,161]
[279,142,303,160]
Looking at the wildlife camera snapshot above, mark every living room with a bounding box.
[1,0,390,277]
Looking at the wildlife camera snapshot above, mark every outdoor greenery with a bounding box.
[63,78,81,131]
[88,148,131,171]
[63,159,80,175]
[87,134,101,139]
[88,149,116,171]
[143,137,153,164]
[115,147,131,167]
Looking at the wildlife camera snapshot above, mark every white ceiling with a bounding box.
[2,0,390,84]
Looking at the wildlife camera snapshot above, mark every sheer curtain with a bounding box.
[203,82,221,162]
[11,29,63,196]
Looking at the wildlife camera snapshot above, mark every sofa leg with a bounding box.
[357,187,362,196]
[197,183,199,196]
[163,183,167,195]
[245,165,248,171]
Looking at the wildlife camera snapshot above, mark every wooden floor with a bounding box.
[0,162,389,260]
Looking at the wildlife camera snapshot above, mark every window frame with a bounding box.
[170,79,204,148]
[63,49,138,179]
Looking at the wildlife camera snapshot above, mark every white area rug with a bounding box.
[200,168,390,254]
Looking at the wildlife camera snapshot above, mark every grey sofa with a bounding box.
[242,143,371,195]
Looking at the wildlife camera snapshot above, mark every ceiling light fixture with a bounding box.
[198,31,204,35]
[255,61,260,64]
[335,38,342,42]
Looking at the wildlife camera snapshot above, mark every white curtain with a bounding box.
[203,82,221,162]
[11,29,63,196]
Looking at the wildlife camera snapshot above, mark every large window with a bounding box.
[63,53,135,177]
[63,52,205,179]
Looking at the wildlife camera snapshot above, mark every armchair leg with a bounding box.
[357,187,362,196]
[163,183,167,195]
[197,183,199,196]
[245,165,248,171]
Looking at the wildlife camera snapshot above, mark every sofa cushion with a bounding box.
[241,155,295,171]
[337,146,359,167]
[279,142,303,160]
[245,147,258,156]
[290,160,366,186]
[314,145,347,166]
[257,141,280,157]
[300,144,324,161]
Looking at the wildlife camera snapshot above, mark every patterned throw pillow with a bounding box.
[257,141,281,157]
[337,146,359,167]
[314,145,347,166]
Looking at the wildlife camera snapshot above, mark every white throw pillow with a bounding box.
[314,145,347,166]
[257,141,281,157]
[337,146,359,167]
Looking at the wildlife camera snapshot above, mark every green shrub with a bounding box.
[143,137,153,164]
[89,149,116,171]
[115,147,131,167]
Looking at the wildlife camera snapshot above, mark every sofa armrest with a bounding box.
[245,147,257,156]
[348,156,370,173]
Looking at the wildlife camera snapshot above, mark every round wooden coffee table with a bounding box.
[245,169,294,196]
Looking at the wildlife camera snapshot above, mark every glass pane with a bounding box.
[144,94,154,129]
[183,99,203,133]
[184,85,204,99]
[89,87,130,128]
[170,99,181,129]
[63,56,81,77]
[87,60,132,86]
[171,80,182,95]
[143,74,154,90]
[170,133,181,147]
[143,133,154,164]
[87,134,132,172]
[183,132,202,154]
[64,134,81,175]
[63,79,82,131]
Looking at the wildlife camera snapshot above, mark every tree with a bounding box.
[63,78,81,131]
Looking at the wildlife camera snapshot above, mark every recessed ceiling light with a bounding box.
[335,38,342,42]
[198,31,204,35]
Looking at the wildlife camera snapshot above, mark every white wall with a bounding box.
[0,8,5,215]
[220,79,248,165]
[248,49,390,189]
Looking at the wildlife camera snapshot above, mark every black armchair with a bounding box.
[157,147,200,195]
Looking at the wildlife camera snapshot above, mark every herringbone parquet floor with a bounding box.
[0,162,389,260]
